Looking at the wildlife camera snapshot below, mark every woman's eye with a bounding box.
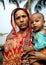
[22,15,26,18]
[16,17,20,20]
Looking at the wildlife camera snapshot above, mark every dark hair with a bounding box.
[13,8,29,21]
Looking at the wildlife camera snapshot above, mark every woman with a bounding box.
[2,8,32,65]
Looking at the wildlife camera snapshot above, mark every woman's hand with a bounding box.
[30,51,46,61]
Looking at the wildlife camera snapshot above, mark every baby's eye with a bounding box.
[36,20,39,22]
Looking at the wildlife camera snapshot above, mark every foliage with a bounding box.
[9,0,19,7]
[35,0,46,12]
[0,0,46,13]
[0,0,5,9]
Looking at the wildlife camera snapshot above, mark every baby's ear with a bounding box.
[43,20,45,24]
[44,20,45,23]
[43,20,45,27]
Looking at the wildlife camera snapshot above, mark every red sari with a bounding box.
[2,28,32,65]
[2,8,32,65]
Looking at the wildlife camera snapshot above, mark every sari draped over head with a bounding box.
[2,8,32,65]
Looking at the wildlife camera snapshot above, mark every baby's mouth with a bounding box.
[33,26,37,30]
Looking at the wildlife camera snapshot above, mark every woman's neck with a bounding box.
[17,28,28,36]
[18,30,24,34]
[19,28,28,33]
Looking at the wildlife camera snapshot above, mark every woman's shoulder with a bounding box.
[7,32,13,39]
[6,30,14,40]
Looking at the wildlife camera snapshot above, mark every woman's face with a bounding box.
[14,10,29,30]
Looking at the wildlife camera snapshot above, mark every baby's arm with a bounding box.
[23,44,34,52]
[21,45,35,60]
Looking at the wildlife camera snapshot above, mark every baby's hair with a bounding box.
[31,13,44,20]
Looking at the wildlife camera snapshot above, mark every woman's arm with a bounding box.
[31,51,46,61]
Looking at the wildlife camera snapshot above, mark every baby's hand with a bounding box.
[23,45,31,52]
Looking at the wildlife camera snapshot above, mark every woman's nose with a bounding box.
[20,17,24,22]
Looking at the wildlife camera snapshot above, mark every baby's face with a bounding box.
[30,13,44,31]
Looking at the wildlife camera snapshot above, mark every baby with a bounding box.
[23,13,46,65]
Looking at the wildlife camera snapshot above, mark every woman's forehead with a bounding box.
[15,10,27,15]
